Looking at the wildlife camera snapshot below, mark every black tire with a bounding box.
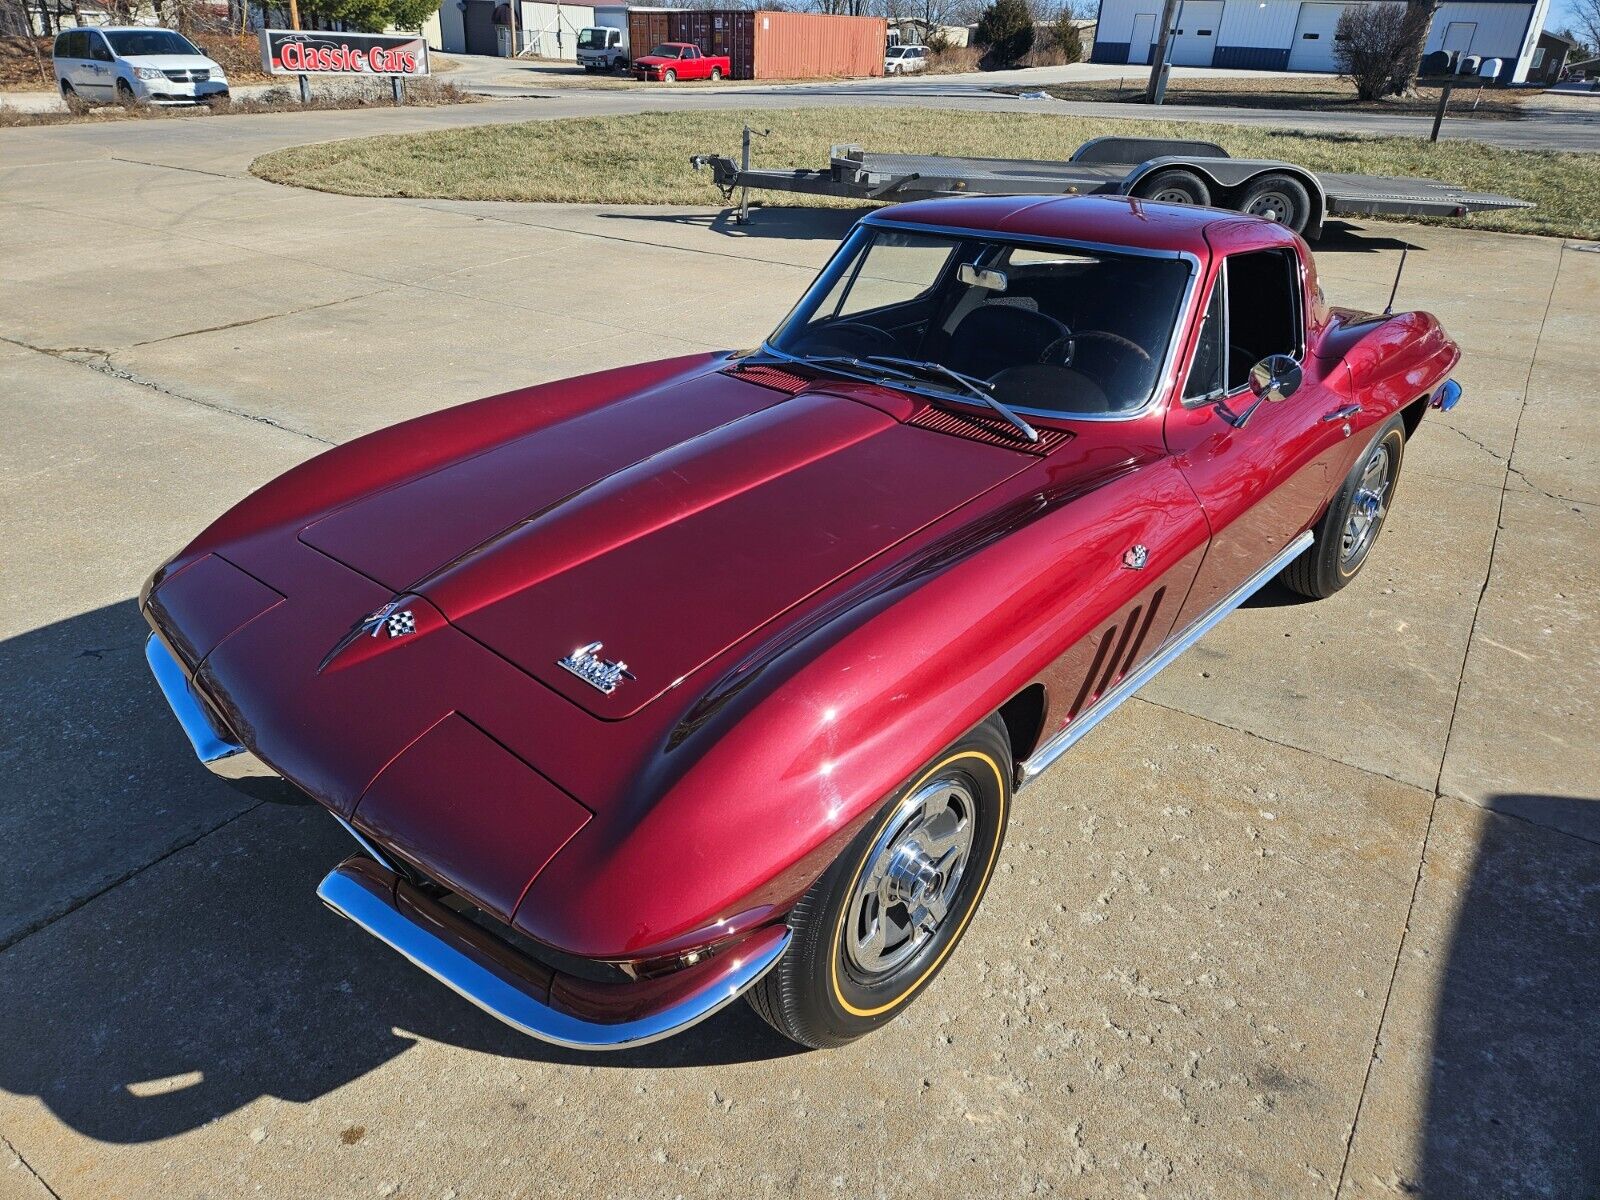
[1134,168,1212,208]
[1281,414,1406,599]
[1236,172,1312,234]
[748,717,1012,1048]
[116,79,138,109]
[663,68,676,83]
[61,81,88,113]
[709,66,722,81]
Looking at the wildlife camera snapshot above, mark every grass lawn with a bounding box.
[249,107,1600,240]
[995,75,1539,119]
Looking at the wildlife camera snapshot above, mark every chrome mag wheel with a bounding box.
[1342,439,1394,568]
[843,775,977,979]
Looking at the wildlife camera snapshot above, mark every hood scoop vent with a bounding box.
[909,406,1070,455]
[721,364,813,394]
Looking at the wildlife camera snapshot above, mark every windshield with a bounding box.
[647,44,681,57]
[104,29,200,57]
[768,225,1192,416]
[577,27,607,49]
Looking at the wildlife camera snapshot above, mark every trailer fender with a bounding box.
[1124,157,1327,239]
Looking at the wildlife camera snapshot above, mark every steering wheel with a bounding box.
[797,320,898,358]
[1071,330,1153,364]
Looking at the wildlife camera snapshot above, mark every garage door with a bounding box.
[1170,0,1222,65]
[1288,2,1345,71]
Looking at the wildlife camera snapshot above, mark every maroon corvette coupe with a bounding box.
[143,195,1461,1050]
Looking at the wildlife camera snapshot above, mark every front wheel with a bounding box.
[116,79,139,108]
[1281,414,1406,599]
[747,717,1012,1048]
[663,68,676,83]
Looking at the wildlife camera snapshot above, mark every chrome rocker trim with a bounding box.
[144,634,272,779]
[1019,529,1315,786]
[318,858,792,1050]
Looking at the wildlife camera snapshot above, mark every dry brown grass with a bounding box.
[996,73,1542,119]
[248,105,1597,240]
[923,45,983,75]
[0,77,474,126]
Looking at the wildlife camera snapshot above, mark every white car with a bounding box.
[53,26,230,108]
[884,44,929,74]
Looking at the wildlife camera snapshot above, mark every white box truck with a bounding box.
[577,3,630,70]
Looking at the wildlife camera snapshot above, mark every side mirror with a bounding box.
[1218,354,1302,429]
[1248,354,1303,404]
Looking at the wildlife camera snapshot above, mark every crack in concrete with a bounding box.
[110,155,240,180]
[2,1131,63,1200]
[0,801,265,957]
[1332,217,1571,1200]
[125,292,382,349]
[0,336,334,447]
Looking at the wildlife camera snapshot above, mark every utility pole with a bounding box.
[287,0,300,28]
[508,0,518,56]
[1143,0,1179,102]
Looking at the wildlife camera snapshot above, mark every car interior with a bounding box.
[781,233,1193,416]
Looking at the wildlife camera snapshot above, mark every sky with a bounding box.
[1545,0,1588,40]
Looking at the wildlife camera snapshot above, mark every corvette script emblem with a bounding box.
[1122,544,1149,570]
[559,642,635,695]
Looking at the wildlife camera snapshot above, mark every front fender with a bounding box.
[514,456,1210,960]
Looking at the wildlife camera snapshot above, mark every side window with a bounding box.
[1221,249,1300,391]
[1184,274,1226,402]
[89,32,114,61]
[54,31,70,56]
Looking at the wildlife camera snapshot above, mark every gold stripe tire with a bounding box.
[747,716,1012,1049]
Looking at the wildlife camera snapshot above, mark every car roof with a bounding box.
[872,194,1298,257]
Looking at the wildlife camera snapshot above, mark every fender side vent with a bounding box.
[722,364,812,394]
[909,407,1070,455]
[1067,588,1167,719]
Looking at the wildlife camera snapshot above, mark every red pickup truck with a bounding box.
[632,42,729,82]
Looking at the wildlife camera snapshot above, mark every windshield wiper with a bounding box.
[796,354,1039,444]
[866,356,1040,444]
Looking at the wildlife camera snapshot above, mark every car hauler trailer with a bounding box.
[690,134,1534,238]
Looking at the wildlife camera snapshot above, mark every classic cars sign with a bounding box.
[259,30,430,76]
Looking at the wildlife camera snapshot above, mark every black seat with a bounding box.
[943,303,1072,381]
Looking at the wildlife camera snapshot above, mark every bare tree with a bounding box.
[1569,0,1600,58]
[1335,1,1434,99]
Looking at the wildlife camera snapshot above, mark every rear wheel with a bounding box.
[61,81,88,113]
[1237,172,1312,234]
[748,718,1011,1048]
[1135,168,1212,208]
[1281,415,1406,599]
[710,66,722,81]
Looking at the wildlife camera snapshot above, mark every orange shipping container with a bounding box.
[750,10,885,81]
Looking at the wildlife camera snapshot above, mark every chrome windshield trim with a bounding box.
[317,858,792,1050]
[770,214,1203,424]
[1019,529,1315,786]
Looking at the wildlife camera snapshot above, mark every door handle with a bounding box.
[1322,404,1362,423]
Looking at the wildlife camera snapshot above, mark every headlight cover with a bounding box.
[133,66,164,80]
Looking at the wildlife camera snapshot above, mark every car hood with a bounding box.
[299,369,1034,718]
[634,56,677,66]
[119,53,220,70]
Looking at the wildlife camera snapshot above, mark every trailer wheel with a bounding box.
[1238,173,1312,234]
[1134,169,1211,208]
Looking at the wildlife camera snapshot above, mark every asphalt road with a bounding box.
[1,110,1597,1199]
[6,55,1600,151]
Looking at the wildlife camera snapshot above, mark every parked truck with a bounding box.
[633,41,729,81]
[577,3,630,71]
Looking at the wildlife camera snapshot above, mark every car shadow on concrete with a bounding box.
[1417,794,1600,1196]
[0,602,801,1145]
[597,205,870,241]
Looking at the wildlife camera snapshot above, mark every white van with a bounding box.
[53,26,229,107]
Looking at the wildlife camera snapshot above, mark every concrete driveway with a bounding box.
[1,113,1596,1199]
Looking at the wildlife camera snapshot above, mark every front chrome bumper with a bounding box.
[143,634,272,779]
[145,633,790,1049]
[319,857,791,1049]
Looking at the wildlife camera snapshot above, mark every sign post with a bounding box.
[259,30,430,104]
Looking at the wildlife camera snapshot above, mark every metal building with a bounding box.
[1088,0,1553,82]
